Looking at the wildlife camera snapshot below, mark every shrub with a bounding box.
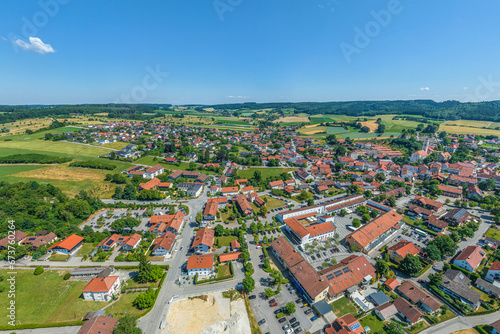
[63,273,71,280]
[34,266,44,275]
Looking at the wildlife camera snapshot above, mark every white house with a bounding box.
[486,262,500,282]
[453,246,486,272]
[410,150,428,163]
[144,164,164,179]
[82,276,121,302]
[151,231,176,257]
[186,254,214,276]
[47,234,84,255]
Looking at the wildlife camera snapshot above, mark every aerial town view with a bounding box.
[2,1,500,334]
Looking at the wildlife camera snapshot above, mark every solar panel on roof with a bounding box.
[343,267,351,273]
[326,274,334,280]
[350,322,361,331]
[334,270,343,277]
[28,237,35,241]
[106,240,114,246]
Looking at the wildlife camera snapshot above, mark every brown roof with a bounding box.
[222,186,239,193]
[270,237,303,268]
[455,246,486,269]
[192,227,215,249]
[152,231,176,253]
[230,239,240,250]
[78,315,118,334]
[346,211,402,249]
[438,185,462,195]
[187,254,214,270]
[203,200,218,217]
[397,280,442,312]
[20,232,57,248]
[384,277,400,290]
[374,302,398,319]
[289,260,328,300]
[427,215,448,229]
[83,276,119,293]
[219,252,241,262]
[269,180,284,187]
[146,164,163,174]
[393,297,423,323]
[48,234,84,251]
[0,231,28,248]
[388,240,421,258]
[284,218,310,239]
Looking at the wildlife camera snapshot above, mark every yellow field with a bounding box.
[440,123,500,136]
[102,141,128,150]
[298,125,327,134]
[273,116,310,123]
[360,120,378,132]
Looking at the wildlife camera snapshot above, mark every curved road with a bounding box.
[420,311,500,334]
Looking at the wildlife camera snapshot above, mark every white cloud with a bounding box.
[419,87,430,91]
[463,87,468,90]
[226,95,249,99]
[14,37,55,54]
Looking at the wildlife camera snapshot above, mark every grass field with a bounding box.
[77,243,96,257]
[327,126,351,134]
[438,309,457,322]
[0,269,107,324]
[0,118,53,137]
[215,236,237,247]
[104,292,147,318]
[102,141,128,150]
[50,253,70,261]
[359,314,386,333]
[260,195,286,210]
[236,167,296,180]
[329,297,357,317]
[217,263,231,278]
[0,164,48,177]
[408,320,430,334]
[485,227,500,241]
[440,120,500,136]
[134,156,218,175]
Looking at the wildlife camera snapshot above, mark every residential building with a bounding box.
[443,208,471,226]
[97,233,141,251]
[283,217,336,246]
[438,185,462,198]
[374,302,398,321]
[82,276,121,302]
[384,277,399,291]
[486,262,500,282]
[219,252,241,263]
[78,315,118,334]
[453,246,486,272]
[387,240,421,264]
[151,231,176,257]
[491,319,500,334]
[475,278,500,299]
[186,254,214,276]
[413,196,444,212]
[467,185,483,200]
[221,186,239,196]
[143,164,164,179]
[0,231,28,250]
[148,212,185,235]
[397,280,442,313]
[269,180,285,189]
[235,195,253,215]
[439,269,481,309]
[192,227,215,253]
[393,297,423,325]
[177,182,204,197]
[426,215,448,232]
[324,314,364,334]
[47,234,84,255]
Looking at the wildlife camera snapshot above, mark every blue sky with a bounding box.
[1,0,500,105]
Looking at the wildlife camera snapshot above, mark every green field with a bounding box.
[214,235,237,247]
[105,292,147,318]
[327,127,351,134]
[485,227,500,241]
[0,269,107,325]
[77,243,96,257]
[236,167,296,180]
[0,164,48,177]
[329,297,357,317]
[134,156,217,174]
[0,126,83,141]
[260,195,286,210]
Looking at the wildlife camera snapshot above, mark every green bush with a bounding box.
[0,321,84,331]
[69,160,117,170]
[63,273,71,280]
[34,266,44,276]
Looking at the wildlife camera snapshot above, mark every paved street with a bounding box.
[420,311,500,334]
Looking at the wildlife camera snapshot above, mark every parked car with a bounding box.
[249,295,256,300]
[269,299,276,304]
[292,322,300,328]
[271,303,279,308]
[283,324,290,330]
[311,316,318,321]
[289,317,297,323]
[295,327,302,333]
[258,319,266,326]
[278,317,287,323]
[304,309,312,314]
[311,256,316,260]
[295,298,302,303]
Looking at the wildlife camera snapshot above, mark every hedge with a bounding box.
[475,325,491,334]
[0,320,84,331]
[114,265,169,270]
[195,273,234,285]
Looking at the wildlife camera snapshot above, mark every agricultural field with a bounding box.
[236,167,296,180]
[0,117,53,137]
[440,119,500,136]
[0,269,107,325]
[101,141,129,150]
[273,116,310,124]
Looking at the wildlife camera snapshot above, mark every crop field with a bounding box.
[0,164,48,177]
[0,118,53,137]
[297,125,327,135]
[326,126,350,134]
[273,116,310,123]
[440,123,500,136]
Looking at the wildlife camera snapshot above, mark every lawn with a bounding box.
[438,309,457,322]
[0,138,110,157]
[104,292,148,318]
[217,263,231,278]
[76,243,96,257]
[237,167,296,180]
[0,269,107,325]
[359,314,387,333]
[260,195,286,210]
[329,297,357,317]
[408,320,430,334]
[485,227,500,241]
[50,253,70,261]
[214,236,237,247]
[102,141,129,150]
[134,156,218,175]
[125,276,161,290]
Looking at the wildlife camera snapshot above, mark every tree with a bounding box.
[400,254,422,277]
[352,218,361,228]
[457,226,474,239]
[285,301,296,314]
[375,260,389,276]
[307,198,314,206]
[265,287,275,298]
[385,321,405,334]
[326,134,337,145]
[429,273,442,287]
[426,243,442,261]
[362,213,371,223]
[388,195,396,207]
[133,286,155,309]
[249,222,258,234]
[122,183,137,200]
[262,258,271,271]
[377,123,386,134]
[242,276,255,293]
[428,235,458,258]
[214,224,224,237]
[241,249,250,262]
[34,266,44,275]
[137,254,152,283]
[188,161,197,171]
[113,314,142,334]
[195,211,203,224]
[378,184,387,192]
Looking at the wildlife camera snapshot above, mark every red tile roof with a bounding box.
[187,254,214,270]
[192,227,215,249]
[48,234,84,251]
[78,315,118,334]
[455,246,486,269]
[83,276,119,293]
[219,252,241,262]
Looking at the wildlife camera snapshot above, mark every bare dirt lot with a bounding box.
[450,329,480,334]
[163,293,251,334]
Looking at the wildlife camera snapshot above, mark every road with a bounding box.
[0,327,79,334]
[420,311,500,334]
